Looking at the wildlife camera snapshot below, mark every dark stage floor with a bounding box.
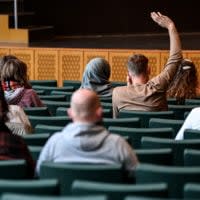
[29,32,200,50]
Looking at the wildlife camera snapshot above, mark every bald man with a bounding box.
[36,89,138,174]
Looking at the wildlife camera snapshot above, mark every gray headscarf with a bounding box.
[80,58,113,97]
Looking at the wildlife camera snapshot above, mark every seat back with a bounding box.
[0,160,27,179]
[184,129,200,139]
[71,180,168,200]
[29,80,57,87]
[119,110,175,128]
[0,179,59,195]
[103,118,141,129]
[185,99,200,105]
[39,95,67,102]
[32,86,74,95]
[35,124,63,134]
[24,107,51,116]
[135,148,173,165]
[28,146,43,161]
[184,183,200,199]
[149,118,184,137]
[29,116,71,128]
[108,127,173,148]
[135,163,200,198]
[141,137,200,165]
[63,80,81,90]
[168,104,196,119]
[39,162,124,195]
[1,194,107,200]
[23,133,50,146]
[42,101,71,115]
[184,149,200,166]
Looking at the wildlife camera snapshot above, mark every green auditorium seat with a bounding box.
[108,127,173,148]
[111,81,126,87]
[149,118,184,137]
[135,163,200,198]
[28,146,43,161]
[28,116,71,128]
[184,129,200,139]
[51,91,73,101]
[2,194,107,200]
[29,80,57,87]
[23,133,50,146]
[32,86,74,95]
[0,179,59,195]
[63,80,81,90]
[184,149,200,166]
[99,97,112,103]
[71,180,168,200]
[39,162,124,195]
[35,90,45,95]
[0,160,27,179]
[185,99,200,105]
[168,105,196,120]
[118,110,175,128]
[184,183,200,199]
[39,95,67,101]
[103,118,141,129]
[42,100,71,115]
[24,107,51,116]
[135,148,173,165]
[141,137,200,166]
[35,124,63,134]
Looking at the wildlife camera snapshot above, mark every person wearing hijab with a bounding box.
[80,57,113,97]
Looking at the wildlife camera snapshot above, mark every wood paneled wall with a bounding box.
[0,46,199,86]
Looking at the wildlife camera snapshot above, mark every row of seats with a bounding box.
[2,160,200,198]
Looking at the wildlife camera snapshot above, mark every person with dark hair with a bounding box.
[80,57,113,97]
[0,56,43,107]
[167,58,198,104]
[112,12,182,118]
[0,83,35,178]
[36,89,138,174]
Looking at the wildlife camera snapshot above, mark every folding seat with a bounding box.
[184,129,200,139]
[23,133,50,146]
[135,163,200,198]
[24,107,51,116]
[63,80,81,90]
[184,183,200,199]
[118,110,175,128]
[39,95,67,102]
[29,80,57,87]
[71,180,168,200]
[184,149,200,166]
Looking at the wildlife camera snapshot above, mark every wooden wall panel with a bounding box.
[10,48,34,79]
[0,47,200,86]
[34,49,59,81]
[0,48,9,57]
[59,50,83,86]
[83,51,109,71]
[109,51,134,82]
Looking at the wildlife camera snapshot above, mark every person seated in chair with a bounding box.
[167,58,198,104]
[0,56,44,107]
[36,89,138,174]
[80,57,113,97]
[112,12,182,118]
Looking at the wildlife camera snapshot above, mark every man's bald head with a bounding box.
[69,89,102,122]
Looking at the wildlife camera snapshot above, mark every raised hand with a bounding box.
[151,12,174,30]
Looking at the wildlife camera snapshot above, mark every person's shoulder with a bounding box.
[107,132,127,143]
[113,86,127,93]
[191,107,200,114]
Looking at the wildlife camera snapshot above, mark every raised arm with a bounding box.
[151,11,181,58]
